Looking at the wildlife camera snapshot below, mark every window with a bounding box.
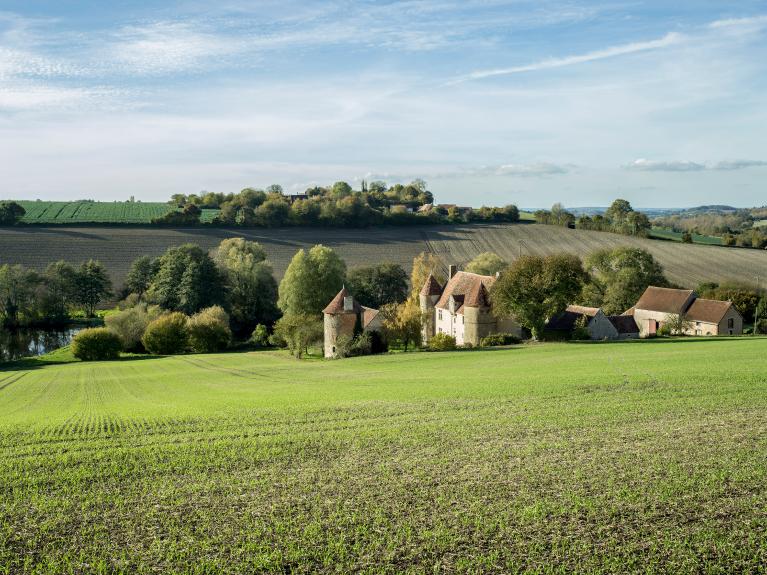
[728,318,734,329]
[462,316,464,325]
[438,310,443,320]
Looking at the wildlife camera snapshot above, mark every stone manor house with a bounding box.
[322,267,743,357]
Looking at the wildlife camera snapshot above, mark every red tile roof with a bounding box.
[686,298,734,324]
[635,286,695,314]
[322,287,362,314]
[420,274,443,296]
[546,305,600,331]
[435,271,496,310]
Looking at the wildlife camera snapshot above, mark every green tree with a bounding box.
[491,254,588,340]
[125,256,157,300]
[278,245,346,316]
[39,261,77,323]
[465,252,507,276]
[213,238,279,334]
[0,201,26,225]
[272,313,323,358]
[605,199,634,225]
[256,198,290,227]
[346,262,408,309]
[380,301,423,351]
[142,312,189,355]
[73,260,112,317]
[582,247,669,315]
[187,306,232,353]
[0,264,40,327]
[149,244,224,314]
[331,181,352,198]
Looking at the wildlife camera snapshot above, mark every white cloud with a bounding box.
[711,160,767,171]
[625,159,767,172]
[107,21,242,75]
[454,32,684,83]
[625,159,706,172]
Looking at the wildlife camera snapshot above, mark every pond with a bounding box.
[0,327,83,362]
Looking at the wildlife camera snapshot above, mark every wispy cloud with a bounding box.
[453,32,683,84]
[625,158,767,172]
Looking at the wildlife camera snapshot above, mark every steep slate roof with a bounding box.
[607,315,639,334]
[420,274,443,296]
[635,286,695,314]
[322,287,362,314]
[546,305,600,331]
[435,271,495,310]
[686,298,735,324]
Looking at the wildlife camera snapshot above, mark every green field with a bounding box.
[649,227,723,246]
[13,201,220,224]
[1,339,766,573]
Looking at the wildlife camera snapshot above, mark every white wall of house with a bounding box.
[435,308,464,344]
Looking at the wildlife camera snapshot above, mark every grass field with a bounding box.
[0,223,765,290]
[14,201,220,224]
[1,339,766,573]
[649,227,723,246]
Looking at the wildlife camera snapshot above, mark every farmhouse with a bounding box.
[546,305,639,340]
[628,286,743,337]
[323,287,382,358]
[420,266,521,346]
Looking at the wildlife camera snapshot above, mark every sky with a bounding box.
[1,1,766,208]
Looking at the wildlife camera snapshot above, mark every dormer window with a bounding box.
[449,296,455,314]
[343,296,354,311]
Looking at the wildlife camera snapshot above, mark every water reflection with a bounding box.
[0,328,81,362]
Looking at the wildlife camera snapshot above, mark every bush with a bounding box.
[480,333,522,347]
[105,304,164,352]
[429,333,457,351]
[656,323,672,337]
[335,332,374,358]
[71,328,122,361]
[755,319,767,334]
[142,312,189,355]
[187,306,231,353]
[250,324,270,347]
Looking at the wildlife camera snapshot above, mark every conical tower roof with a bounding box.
[420,274,443,296]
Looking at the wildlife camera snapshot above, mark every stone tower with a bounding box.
[462,280,494,346]
[322,287,361,358]
[419,274,443,345]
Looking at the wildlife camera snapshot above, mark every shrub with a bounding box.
[188,306,232,353]
[105,304,164,352]
[755,319,767,334]
[571,315,591,341]
[480,333,522,347]
[250,324,270,347]
[656,323,672,337]
[142,312,189,355]
[335,332,374,359]
[71,328,122,361]
[429,333,457,351]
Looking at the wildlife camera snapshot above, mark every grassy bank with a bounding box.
[1,339,766,573]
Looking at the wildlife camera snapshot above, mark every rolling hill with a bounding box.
[0,223,764,289]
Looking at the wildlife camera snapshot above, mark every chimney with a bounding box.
[449,264,457,279]
[343,296,354,311]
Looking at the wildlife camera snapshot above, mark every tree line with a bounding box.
[535,199,652,237]
[5,237,766,360]
[154,180,520,228]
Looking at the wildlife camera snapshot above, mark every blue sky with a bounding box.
[1,1,766,207]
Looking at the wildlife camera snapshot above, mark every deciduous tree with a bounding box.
[278,245,346,316]
[492,254,588,340]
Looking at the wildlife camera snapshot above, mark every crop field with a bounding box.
[649,227,723,246]
[0,223,765,290]
[12,201,221,225]
[0,339,766,573]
